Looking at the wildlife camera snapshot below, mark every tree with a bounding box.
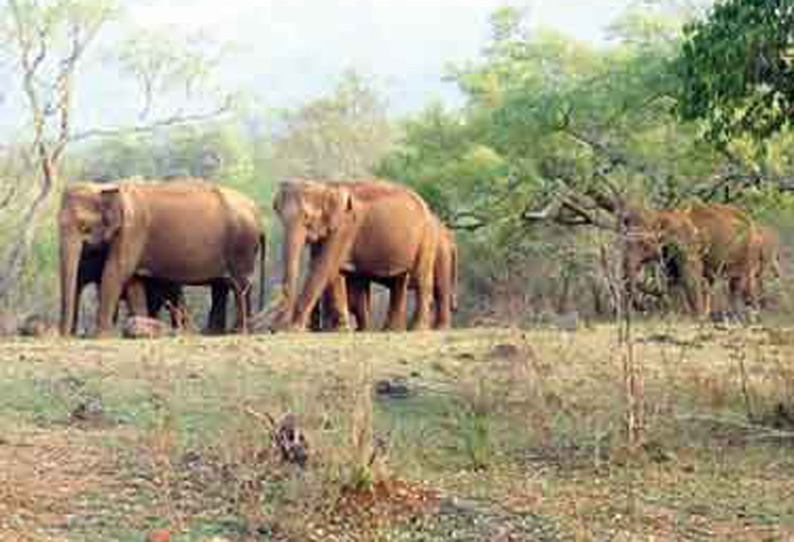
[0,0,231,302]
[269,70,396,180]
[677,0,794,147]
[383,5,712,233]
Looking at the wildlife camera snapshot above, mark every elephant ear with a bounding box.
[322,186,356,232]
[99,187,125,241]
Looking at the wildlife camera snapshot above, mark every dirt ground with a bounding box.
[1,323,793,541]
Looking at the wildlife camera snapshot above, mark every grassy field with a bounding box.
[1,321,793,541]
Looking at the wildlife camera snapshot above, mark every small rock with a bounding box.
[375,378,411,399]
[122,316,168,339]
[18,314,58,338]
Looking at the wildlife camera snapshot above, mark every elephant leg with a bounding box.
[205,279,230,335]
[97,261,135,337]
[293,226,357,331]
[71,283,87,336]
[410,231,439,331]
[125,278,149,317]
[163,284,187,329]
[682,258,705,317]
[384,274,409,331]
[348,277,372,331]
[326,274,352,331]
[731,273,759,322]
[230,277,251,333]
[434,264,453,330]
[435,284,452,330]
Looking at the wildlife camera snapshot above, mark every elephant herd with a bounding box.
[55,175,783,337]
[622,203,783,318]
[58,176,459,338]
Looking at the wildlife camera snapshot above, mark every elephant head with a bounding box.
[273,180,357,325]
[621,207,703,314]
[621,208,662,288]
[58,183,125,335]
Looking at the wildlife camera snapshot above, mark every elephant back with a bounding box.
[345,180,437,276]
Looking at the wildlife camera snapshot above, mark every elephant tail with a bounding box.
[258,232,267,312]
[451,241,460,312]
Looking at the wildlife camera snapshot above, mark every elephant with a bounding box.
[687,204,761,316]
[622,207,705,314]
[272,179,439,331]
[316,219,459,331]
[622,203,762,317]
[58,179,266,337]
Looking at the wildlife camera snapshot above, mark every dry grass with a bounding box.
[0,322,793,540]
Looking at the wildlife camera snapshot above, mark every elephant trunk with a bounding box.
[281,223,307,323]
[59,235,82,336]
[622,250,643,307]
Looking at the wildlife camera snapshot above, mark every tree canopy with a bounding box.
[677,0,794,147]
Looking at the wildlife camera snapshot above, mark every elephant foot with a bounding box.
[410,318,433,332]
[269,319,306,334]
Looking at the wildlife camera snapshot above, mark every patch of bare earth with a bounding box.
[0,428,124,541]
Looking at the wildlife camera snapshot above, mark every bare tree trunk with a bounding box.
[0,151,57,305]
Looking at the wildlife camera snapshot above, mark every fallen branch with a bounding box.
[675,413,794,441]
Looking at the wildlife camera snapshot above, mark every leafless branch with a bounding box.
[521,179,619,231]
[69,97,234,144]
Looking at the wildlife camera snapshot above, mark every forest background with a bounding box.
[1,0,792,327]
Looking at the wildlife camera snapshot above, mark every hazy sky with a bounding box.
[127,0,636,112]
[0,1,638,135]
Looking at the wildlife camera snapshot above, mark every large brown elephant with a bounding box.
[622,203,762,317]
[272,179,439,331]
[59,179,266,337]
[326,219,459,331]
[622,207,705,314]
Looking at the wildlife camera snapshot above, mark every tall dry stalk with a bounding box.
[349,357,376,490]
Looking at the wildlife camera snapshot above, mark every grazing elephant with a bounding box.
[622,207,705,314]
[272,179,439,331]
[58,179,266,337]
[322,219,459,331]
[622,203,762,317]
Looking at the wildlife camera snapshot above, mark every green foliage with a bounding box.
[76,119,274,206]
[269,70,397,180]
[677,0,794,146]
